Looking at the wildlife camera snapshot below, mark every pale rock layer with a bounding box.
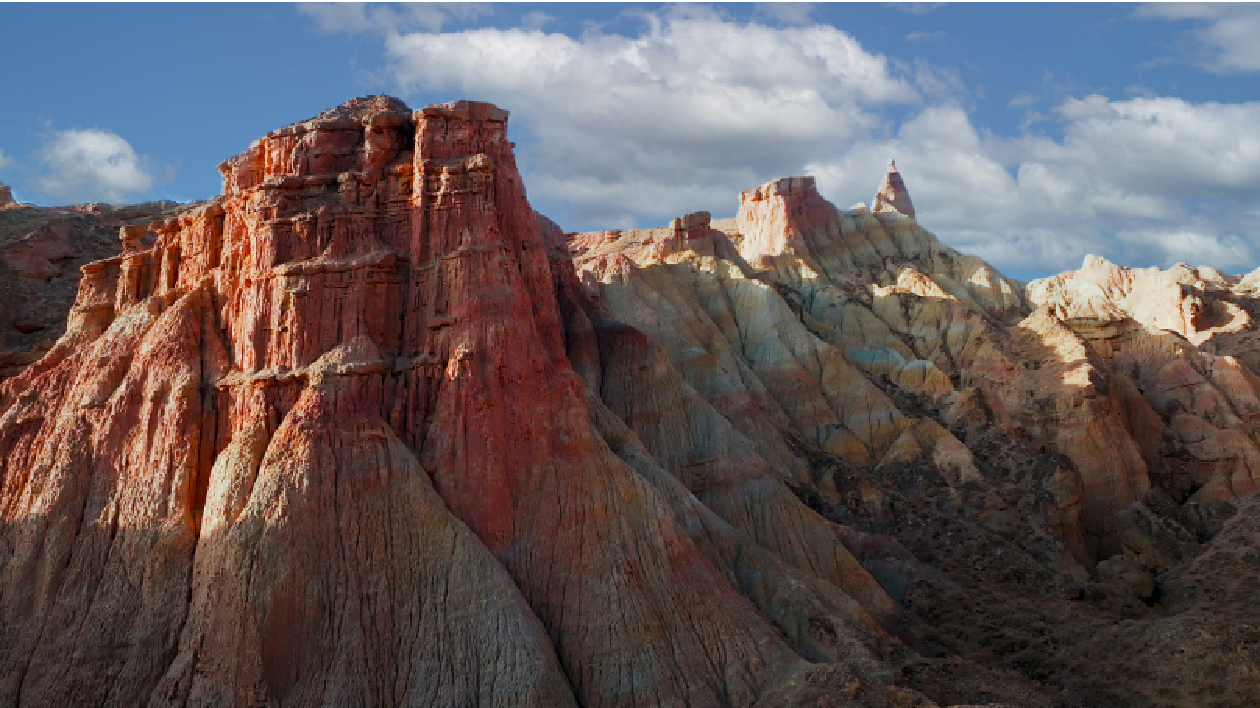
[871,162,914,220]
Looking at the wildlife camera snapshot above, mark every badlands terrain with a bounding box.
[0,96,1258,707]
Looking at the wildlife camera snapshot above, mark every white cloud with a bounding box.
[519,10,554,32]
[885,3,946,16]
[330,8,1260,278]
[35,129,155,203]
[385,11,919,226]
[1115,228,1257,272]
[1140,4,1260,73]
[0,149,13,172]
[912,59,968,104]
[1054,94,1117,120]
[904,30,945,42]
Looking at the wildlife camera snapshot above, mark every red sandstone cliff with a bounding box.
[3,96,1260,707]
[0,97,942,707]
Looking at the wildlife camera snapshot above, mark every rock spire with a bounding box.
[0,183,14,207]
[871,159,915,219]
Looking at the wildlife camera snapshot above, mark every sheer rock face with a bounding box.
[0,185,13,207]
[6,95,1260,708]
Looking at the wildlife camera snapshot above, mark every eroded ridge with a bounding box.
[572,171,1260,707]
[0,96,971,707]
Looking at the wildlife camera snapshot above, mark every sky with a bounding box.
[1,3,1259,280]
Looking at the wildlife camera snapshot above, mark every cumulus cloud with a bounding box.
[0,149,13,172]
[35,129,155,203]
[1140,4,1260,73]
[386,10,920,226]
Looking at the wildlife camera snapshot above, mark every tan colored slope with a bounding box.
[1027,256,1260,505]
[570,172,1260,572]
[569,169,1260,706]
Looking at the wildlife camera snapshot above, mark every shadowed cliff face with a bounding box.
[3,96,1260,708]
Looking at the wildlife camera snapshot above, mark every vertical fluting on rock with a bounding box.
[871,160,914,219]
[394,100,824,708]
[0,96,584,707]
[735,176,832,267]
[7,105,1260,707]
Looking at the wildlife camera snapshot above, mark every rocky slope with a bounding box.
[1,96,1259,707]
[0,190,183,377]
[569,165,1260,706]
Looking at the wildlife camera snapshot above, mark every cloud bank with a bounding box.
[387,10,919,230]
[317,7,1260,278]
[813,96,1260,274]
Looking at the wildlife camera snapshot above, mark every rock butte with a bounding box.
[2,96,1260,707]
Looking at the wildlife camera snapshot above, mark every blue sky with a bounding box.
[2,3,1259,280]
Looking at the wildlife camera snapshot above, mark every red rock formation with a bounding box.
[7,95,1260,708]
[0,97,958,707]
[0,184,14,207]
